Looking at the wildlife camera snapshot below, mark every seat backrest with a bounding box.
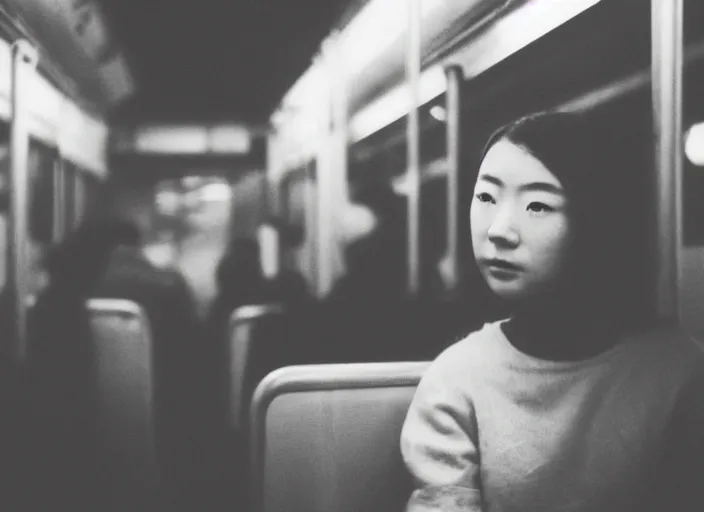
[250,362,430,512]
[87,298,160,510]
[228,303,285,430]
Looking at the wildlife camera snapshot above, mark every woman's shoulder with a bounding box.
[424,320,505,381]
[622,322,704,356]
[618,322,704,381]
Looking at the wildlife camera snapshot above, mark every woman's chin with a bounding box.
[486,278,530,301]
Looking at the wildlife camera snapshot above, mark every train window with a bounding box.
[684,124,704,247]
[28,139,55,246]
[27,139,54,296]
[63,161,77,231]
[82,171,101,220]
[281,168,308,233]
[0,123,8,291]
[73,170,86,226]
[230,172,265,239]
[279,164,317,280]
[304,163,318,280]
[683,0,704,247]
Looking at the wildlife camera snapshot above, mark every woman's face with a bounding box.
[470,139,573,301]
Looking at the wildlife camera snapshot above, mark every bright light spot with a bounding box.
[341,203,378,243]
[392,172,422,196]
[209,125,251,154]
[258,225,280,278]
[156,189,180,215]
[134,125,252,155]
[429,105,447,122]
[182,176,204,189]
[199,182,232,202]
[136,126,208,154]
[685,123,704,166]
[144,242,176,268]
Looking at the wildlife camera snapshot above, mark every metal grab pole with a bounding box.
[445,65,463,294]
[52,155,65,243]
[73,171,85,227]
[651,0,683,322]
[315,52,333,298]
[305,162,318,295]
[8,40,38,364]
[265,130,284,279]
[328,33,349,291]
[265,131,282,219]
[406,0,421,295]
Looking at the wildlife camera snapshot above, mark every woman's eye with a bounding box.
[475,192,494,204]
[527,202,554,213]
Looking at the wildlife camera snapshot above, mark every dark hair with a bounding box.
[216,237,263,293]
[225,237,260,263]
[99,218,142,247]
[480,111,632,317]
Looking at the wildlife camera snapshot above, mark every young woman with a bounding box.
[400,111,704,511]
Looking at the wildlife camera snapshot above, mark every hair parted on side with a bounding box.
[479,110,635,319]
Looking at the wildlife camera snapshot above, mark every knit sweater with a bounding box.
[400,320,704,512]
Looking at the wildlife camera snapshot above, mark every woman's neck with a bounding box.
[502,296,620,362]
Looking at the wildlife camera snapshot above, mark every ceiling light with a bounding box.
[685,123,704,166]
[429,105,447,122]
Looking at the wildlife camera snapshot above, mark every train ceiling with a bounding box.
[101,0,358,125]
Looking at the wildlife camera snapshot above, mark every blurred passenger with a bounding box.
[401,111,704,511]
[90,215,200,500]
[330,183,406,306]
[24,219,125,510]
[209,237,270,323]
[93,217,199,349]
[201,236,273,502]
[257,217,311,306]
[323,183,410,362]
[203,238,269,424]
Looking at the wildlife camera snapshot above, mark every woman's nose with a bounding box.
[487,208,519,248]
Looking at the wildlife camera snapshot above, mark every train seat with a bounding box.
[88,298,161,511]
[228,304,286,431]
[249,361,430,512]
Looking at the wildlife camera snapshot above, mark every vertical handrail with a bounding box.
[265,132,282,219]
[327,32,349,290]
[651,0,683,322]
[52,154,65,243]
[445,65,463,294]
[314,49,332,298]
[8,39,38,363]
[406,0,421,295]
[305,162,319,294]
[315,35,349,299]
[73,170,85,228]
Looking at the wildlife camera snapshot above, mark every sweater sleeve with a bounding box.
[656,354,704,511]
[400,353,482,503]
